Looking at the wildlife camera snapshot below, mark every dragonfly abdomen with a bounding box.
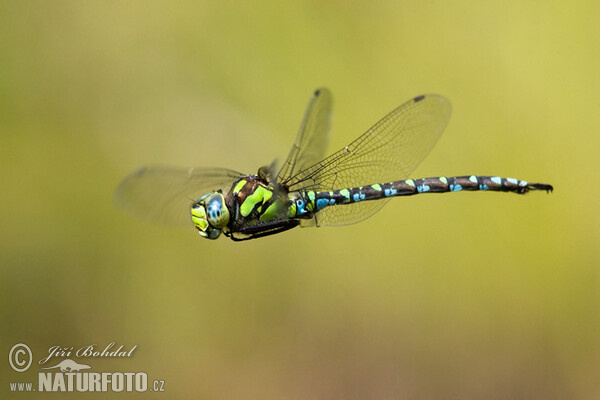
[380,175,555,196]
[290,175,553,216]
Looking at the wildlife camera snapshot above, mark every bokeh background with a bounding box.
[1,1,599,399]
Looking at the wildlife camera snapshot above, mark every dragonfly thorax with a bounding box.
[191,191,230,239]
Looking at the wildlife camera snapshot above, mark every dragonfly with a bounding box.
[116,88,553,241]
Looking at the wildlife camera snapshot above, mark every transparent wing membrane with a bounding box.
[115,166,241,226]
[277,88,333,183]
[285,95,451,192]
[285,94,452,226]
[311,199,390,227]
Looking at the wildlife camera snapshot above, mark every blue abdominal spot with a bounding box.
[384,188,397,197]
[316,198,329,210]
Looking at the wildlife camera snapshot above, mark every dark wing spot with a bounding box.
[414,95,426,102]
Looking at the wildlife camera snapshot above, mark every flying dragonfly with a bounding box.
[116,88,553,241]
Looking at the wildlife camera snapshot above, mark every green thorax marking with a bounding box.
[240,184,273,217]
[230,177,290,223]
[259,201,284,222]
[286,200,297,218]
[233,179,247,194]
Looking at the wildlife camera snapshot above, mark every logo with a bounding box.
[40,359,91,372]
[7,342,165,394]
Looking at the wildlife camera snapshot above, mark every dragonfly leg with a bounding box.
[226,219,300,241]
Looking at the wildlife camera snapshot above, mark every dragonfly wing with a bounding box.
[288,94,452,226]
[115,166,242,226]
[303,199,390,227]
[277,88,333,183]
[286,94,452,193]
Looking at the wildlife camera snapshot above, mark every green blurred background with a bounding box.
[1,1,599,398]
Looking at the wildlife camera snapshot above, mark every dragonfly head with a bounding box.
[191,191,230,239]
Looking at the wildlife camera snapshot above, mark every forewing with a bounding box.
[277,88,333,183]
[115,166,242,226]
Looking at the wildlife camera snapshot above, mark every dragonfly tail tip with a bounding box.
[528,183,553,193]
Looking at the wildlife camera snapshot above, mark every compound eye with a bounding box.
[205,193,230,229]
